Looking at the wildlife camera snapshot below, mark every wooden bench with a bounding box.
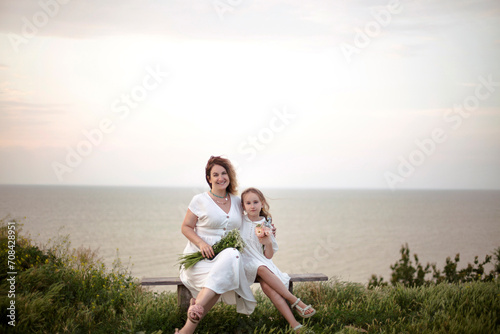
[141,273,328,310]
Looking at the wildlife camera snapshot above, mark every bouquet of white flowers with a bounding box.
[178,229,246,270]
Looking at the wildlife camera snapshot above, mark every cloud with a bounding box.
[0,96,71,148]
[0,100,68,113]
[0,82,25,101]
[1,0,498,56]
[334,0,500,58]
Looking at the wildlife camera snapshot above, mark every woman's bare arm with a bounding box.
[181,209,215,258]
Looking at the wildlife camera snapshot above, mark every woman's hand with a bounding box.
[198,240,215,259]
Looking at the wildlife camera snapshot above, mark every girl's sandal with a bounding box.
[291,298,316,318]
[187,298,204,323]
[293,324,303,332]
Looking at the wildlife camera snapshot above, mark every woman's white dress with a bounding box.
[240,215,290,288]
[179,192,257,315]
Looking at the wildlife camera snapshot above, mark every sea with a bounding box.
[1,185,499,291]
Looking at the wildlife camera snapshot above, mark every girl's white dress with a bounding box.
[179,192,257,315]
[240,215,290,288]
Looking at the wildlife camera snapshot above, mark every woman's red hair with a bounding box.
[205,156,238,195]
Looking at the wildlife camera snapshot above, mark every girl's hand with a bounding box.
[271,223,277,237]
[256,225,271,238]
[198,240,215,259]
[258,234,272,246]
[259,234,274,259]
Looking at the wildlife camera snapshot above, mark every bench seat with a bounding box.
[141,273,328,310]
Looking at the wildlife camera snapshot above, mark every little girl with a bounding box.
[240,187,316,332]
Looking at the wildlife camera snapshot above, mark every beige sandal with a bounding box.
[187,298,204,323]
[291,298,316,318]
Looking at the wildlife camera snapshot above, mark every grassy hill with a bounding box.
[1,218,498,334]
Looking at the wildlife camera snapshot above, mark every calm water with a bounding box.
[1,185,499,289]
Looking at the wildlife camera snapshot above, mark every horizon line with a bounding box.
[0,183,499,192]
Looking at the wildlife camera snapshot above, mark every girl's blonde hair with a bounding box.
[241,187,272,221]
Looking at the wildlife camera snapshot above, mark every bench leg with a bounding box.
[177,285,193,311]
[286,281,294,307]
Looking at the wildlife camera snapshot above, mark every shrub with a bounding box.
[369,243,500,288]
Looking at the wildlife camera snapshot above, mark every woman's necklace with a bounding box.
[210,190,228,205]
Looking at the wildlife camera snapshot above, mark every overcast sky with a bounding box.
[0,0,499,190]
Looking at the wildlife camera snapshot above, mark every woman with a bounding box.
[176,156,257,334]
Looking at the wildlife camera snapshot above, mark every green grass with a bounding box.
[1,217,499,334]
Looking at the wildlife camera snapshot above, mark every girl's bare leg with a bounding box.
[257,266,314,315]
[259,279,301,329]
[176,287,220,334]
